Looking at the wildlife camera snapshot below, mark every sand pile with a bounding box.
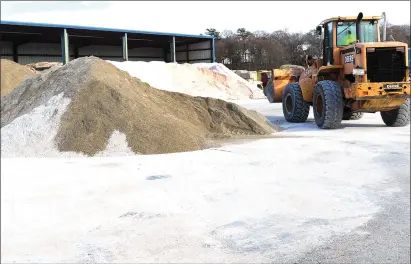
[1,59,37,97]
[109,61,265,100]
[1,56,277,157]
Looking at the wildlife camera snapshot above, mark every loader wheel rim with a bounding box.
[285,94,293,114]
[315,93,324,118]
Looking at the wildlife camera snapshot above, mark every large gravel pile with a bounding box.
[1,57,277,157]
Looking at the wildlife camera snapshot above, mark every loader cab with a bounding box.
[336,20,379,46]
[316,15,381,66]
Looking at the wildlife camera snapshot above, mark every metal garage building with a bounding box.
[0,20,216,65]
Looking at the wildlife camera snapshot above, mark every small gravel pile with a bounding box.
[1,59,36,97]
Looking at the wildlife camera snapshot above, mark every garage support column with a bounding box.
[122,33,128,61]
[170,36,176,63]
[61,28,69,65]
[211,38,216,63]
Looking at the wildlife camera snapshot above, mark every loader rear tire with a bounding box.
[313,80,344,129]
[380,99,410,127]
[343,110,364,120]
[281,82,310,123]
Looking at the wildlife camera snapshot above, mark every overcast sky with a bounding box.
[1,1,410,35]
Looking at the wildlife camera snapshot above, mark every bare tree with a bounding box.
[388,24,410,45]
[209,21,410,71]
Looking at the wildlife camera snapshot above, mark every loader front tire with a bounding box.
[380,99,410,127]
[313,80,344,129]
[281,82,310,123]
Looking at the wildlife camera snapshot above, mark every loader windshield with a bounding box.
[336,20,378,46]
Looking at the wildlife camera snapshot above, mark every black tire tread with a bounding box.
[313,81,344,129]
[380,99,410,127]
[343,111,364,120]
[282,82,310,123]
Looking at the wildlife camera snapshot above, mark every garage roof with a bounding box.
[0,20,214,49]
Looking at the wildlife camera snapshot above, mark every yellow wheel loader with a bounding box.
[265,12,410,129]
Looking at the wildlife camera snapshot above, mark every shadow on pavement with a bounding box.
[343,123,386,128]
[264,115,387,132]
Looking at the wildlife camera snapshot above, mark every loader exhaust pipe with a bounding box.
[356,12,363,43]
[382,12,387,41]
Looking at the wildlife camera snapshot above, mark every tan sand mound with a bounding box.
[1,59,36,97]
[1,56,277,156]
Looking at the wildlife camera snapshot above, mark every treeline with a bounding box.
[204,24,410,71]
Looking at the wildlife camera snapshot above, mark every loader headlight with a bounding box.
[353,68,365,75]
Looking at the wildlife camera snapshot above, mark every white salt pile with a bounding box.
[0,93,74,158]
[108,61,265,100]
[0,92,133,158]
[196,62,266,99]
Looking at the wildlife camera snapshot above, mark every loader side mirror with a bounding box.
[316,26,322,35]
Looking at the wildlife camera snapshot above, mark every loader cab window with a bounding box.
[336,20,378,46]
[323,23,333,66]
